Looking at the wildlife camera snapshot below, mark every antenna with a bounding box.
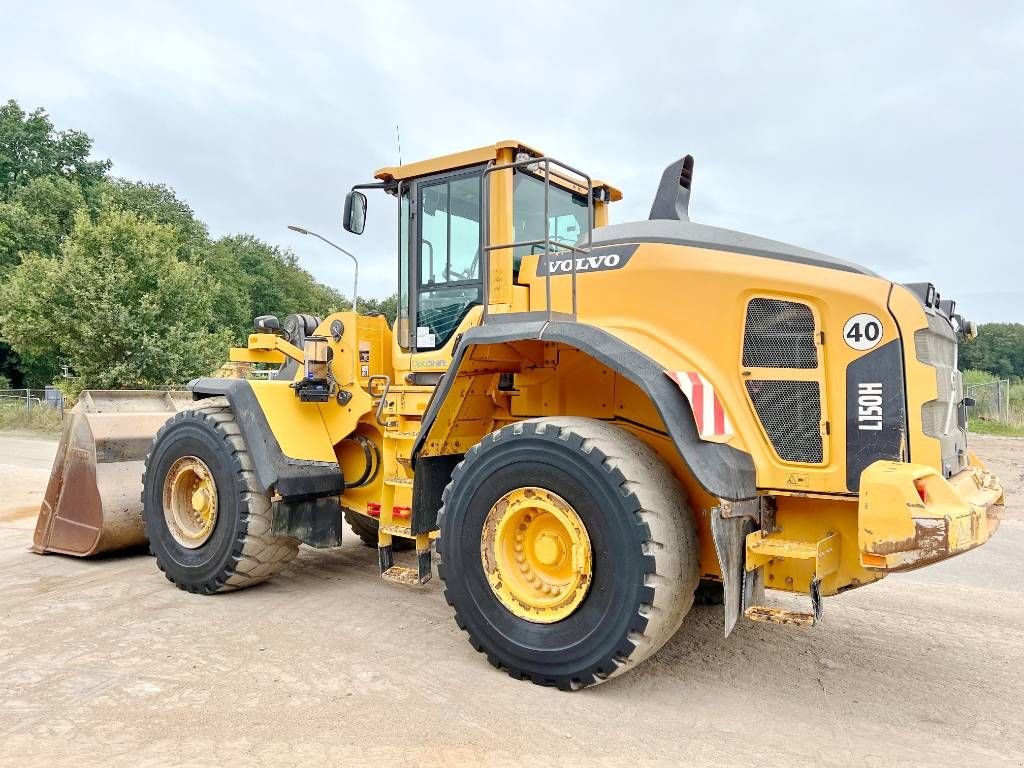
[395,124,402,166]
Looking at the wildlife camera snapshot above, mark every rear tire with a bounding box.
[142,397,299,593]
[437,417,699,690]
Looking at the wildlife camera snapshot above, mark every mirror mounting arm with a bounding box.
[352,181,396,193]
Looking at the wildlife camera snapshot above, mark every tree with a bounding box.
[0,210,230,393]
[101,179,208,254]
[359,294,398,325]
[0,100,393,389]
[959,323,1024,380]
[98,179,258,338]
[297,276,350,319]
[0,342,18,387]
[0,176,86,270]
[0,100,109,203]
[210,234,349,335]
[0,100,109,384]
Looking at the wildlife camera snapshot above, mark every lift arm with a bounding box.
[228,333,305,365]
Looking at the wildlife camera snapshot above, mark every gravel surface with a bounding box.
[1,431,1021,767]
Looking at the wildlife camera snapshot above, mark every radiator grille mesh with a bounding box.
[745,380,823,463]
[742,298,817,369]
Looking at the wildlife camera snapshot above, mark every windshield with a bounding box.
[512,172,590,272]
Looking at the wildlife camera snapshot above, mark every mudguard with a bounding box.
[189,378,343,499]
[411,320,757,502]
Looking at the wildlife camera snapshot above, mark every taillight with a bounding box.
[914,479,928,504]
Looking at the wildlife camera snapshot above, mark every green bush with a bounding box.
[0,99,369,391]
[962,369,997,387]
[0,210,231,395]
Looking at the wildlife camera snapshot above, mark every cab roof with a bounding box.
[374,140,622,202]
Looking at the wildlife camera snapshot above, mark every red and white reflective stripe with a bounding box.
[665,371,733,439]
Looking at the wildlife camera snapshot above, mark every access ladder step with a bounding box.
[744,606,815,627]
[744,578,824,627]
[378,538,432,585]
[747,537,818,560]
[381,566,423,585]
[384,430,420,440]
[746,532,839,580]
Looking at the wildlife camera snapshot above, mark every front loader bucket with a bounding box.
[32,390,191,557]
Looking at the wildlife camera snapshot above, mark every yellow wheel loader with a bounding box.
[34,141,1004,690]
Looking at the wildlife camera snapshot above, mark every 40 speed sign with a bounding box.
[843,313,884,351]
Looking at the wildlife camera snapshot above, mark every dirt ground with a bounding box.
[1,432,1022,767]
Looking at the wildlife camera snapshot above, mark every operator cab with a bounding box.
[343,141,621,354]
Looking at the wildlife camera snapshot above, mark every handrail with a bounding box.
[481,155,595,322]
[368,374,392,427]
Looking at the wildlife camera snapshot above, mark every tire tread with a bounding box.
[437,416,699,689]
[142,396,299,594]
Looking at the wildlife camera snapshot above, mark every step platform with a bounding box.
[378,524,432,585]
[742,531,837,626]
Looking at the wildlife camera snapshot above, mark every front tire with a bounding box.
[437,417,699,690]
[142,397,299,593]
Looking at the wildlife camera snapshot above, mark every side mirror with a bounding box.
[343,190,367,235]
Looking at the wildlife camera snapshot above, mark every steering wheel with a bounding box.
[447,247,482,282]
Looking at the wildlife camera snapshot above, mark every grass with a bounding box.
[962,370,1024,437]
[968,418,1024,438]
[0,403,64,435]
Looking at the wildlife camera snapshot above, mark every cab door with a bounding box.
[403,165,485,355]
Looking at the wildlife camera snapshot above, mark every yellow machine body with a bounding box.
[38,140,1003,629]
[216,140,1004,604]
[462,242,1001,598]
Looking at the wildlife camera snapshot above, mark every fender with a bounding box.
[411,320,757,502]
[188,378,344,499]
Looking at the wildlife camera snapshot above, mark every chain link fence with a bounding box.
[965,379,1014,425]
[0,387,64,415]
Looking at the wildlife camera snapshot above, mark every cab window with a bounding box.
[415,169,483,349]
[512,172,590,273]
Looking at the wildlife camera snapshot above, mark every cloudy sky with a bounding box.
[3,1,1021,321]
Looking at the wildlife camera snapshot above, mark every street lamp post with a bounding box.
[287,225,359,312]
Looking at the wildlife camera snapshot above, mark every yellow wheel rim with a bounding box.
[163,456,218,549]
[481,487,592,623]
